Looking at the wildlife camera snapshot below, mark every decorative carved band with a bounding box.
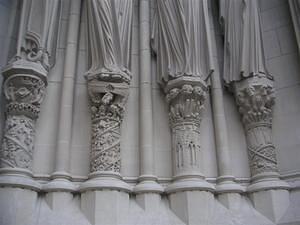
[87,81,129,173]
[90,118,121,173]
[0,115,35,169]
[172,123,201,175]
[235,77,278,176]
[0,74,46,170]
[166,83,208,176]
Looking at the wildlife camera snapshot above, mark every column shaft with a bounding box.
[139,0,155,177]
[54,0,81,174]
[210,71,232,177]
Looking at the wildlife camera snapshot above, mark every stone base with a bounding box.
[278,186,300,225]
[43,172,77,192]
[0,168,41,191]
[136,192,162,211]
[165,175,215,193]
[79,171,132,192]
[218,192,275,225]
[250,189,290,223]
[215,175,246,195]
[0,187,38,225]
[134,175,164,194]
[218,192,243,209]
[169,190,234,225]
[81,190,130,225]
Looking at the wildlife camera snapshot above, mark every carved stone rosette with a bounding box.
[234,76,278,177]
[0,74,46,170]
[166,79,208,177]
[87,80,129,173]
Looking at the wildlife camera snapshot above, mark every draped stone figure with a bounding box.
[85,0,132,84]
[85,0,132,174]
[0,0,61,171]
[152,0,214,192]
[289,0,300,54]
[219,0,272,84]
[151,0,214,85]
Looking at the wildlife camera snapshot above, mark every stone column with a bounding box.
[79,0,133,193]
[80,1,133,224]
[164,78,213,192]
[0,0,61,190]
[234,76,290,222]
[151,1,217,223]
[234,77,289,190]
[0,72,46,190]
[208,2,245,209]
[134,0,163,203]
[43,0,81,193]
[219,0,290,221]
[43,1,81,212]
[0,1,61,224]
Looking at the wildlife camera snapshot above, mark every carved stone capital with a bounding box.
[3,74,46,120]
[234,76,275,129]
[234,76,278,176]
[87,80,129,173]
[165,77,208,128]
